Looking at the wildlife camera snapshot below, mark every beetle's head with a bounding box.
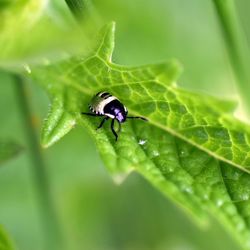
[115,108,127,123]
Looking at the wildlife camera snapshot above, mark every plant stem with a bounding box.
[13,75,63,250]
[213,0,250,119]
[65,0,87,20]
[65,0,100,24]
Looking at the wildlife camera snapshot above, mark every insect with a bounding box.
[81,91,147,141]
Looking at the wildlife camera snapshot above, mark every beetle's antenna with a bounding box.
[127,116,148,121]
[81,112,101,117]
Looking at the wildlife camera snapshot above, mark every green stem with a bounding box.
[213,0,250,118]
[65,0,100,24]
[13,75,63,250]
[65,0,87,20]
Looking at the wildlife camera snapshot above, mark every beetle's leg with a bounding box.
[97,117,109,130]
[127,116,148,121]
[117,121,121,133]
[81,112,101,117]
[111,119,118,141]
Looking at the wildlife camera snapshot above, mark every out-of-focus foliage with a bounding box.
[0,0,93,68]
[0,140,22,165]
[0,225,15,250]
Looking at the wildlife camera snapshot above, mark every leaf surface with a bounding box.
[30,22,250,249]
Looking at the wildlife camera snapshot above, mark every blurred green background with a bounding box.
[1,0,249,249]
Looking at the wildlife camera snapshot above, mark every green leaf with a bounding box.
[0,0,91,67]
[0,0,47,61]
[30,22,250,249]
[0,139,23,165]
[0,225,15,250]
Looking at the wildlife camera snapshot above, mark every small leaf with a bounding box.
[0,0,47,60]
[30,22,250,249]
[95,22,115,62]
[41,94,77,148]
[0,139,23,165]
[0,0,91,67]
[0,225,15,250]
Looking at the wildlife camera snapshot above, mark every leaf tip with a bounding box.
[41,114,76,148]
[111,168,134,184]
[169,58,183,78]
[95,21,116,61]
[156,59,183,84]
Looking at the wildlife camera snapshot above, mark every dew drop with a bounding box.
[184,186,193,194]
[216,199,224,207]
[138,139,147,145]
[152,150,159,157]
[168,167,174,173]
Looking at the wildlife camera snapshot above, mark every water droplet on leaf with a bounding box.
[216,199,224,207]
[152,150,159,157]
[138,139,147,145]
